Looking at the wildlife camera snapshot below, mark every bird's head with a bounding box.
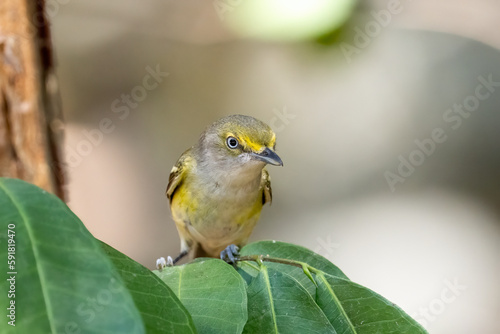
[198,115,283,169]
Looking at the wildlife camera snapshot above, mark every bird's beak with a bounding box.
[250,147,283,166]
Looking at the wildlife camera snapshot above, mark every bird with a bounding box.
[163,114,283,266]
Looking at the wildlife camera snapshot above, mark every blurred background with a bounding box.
[50,1,500,333]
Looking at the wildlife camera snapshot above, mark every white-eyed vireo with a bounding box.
[163,115,283,265]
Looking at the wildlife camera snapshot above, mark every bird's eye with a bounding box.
[226,136,239,149]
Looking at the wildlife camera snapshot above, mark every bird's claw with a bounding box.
[156,256,174,270]
[220,244,240,264]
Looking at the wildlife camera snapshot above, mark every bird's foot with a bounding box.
[220,244,240,264]
[156,256,174,270]
[156,250,189,270]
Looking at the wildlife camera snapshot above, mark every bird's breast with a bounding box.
[170,164,266,255]
[188,168,262,219]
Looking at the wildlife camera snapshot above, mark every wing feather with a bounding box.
[166,149,192,203]
[262,168,273,205]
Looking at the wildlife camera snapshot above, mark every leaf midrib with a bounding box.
[0,182,57,332]
[177,265,184,300]
[316,272,357,334]
[262,266,279,333]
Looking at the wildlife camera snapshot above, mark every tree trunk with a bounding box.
[0,0,65,200]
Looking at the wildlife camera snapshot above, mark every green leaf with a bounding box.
[101,242,197,333]
[0,178,426,334]
[239,240,348,298]
[241,241,348,279]
[238,241,427,334]
[243,265,335,334]
[315,272,427,334]
[154,259,247,334]
[0,178,144,333]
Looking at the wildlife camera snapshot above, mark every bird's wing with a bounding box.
[166,148,192,203]
[262,168,273,205]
